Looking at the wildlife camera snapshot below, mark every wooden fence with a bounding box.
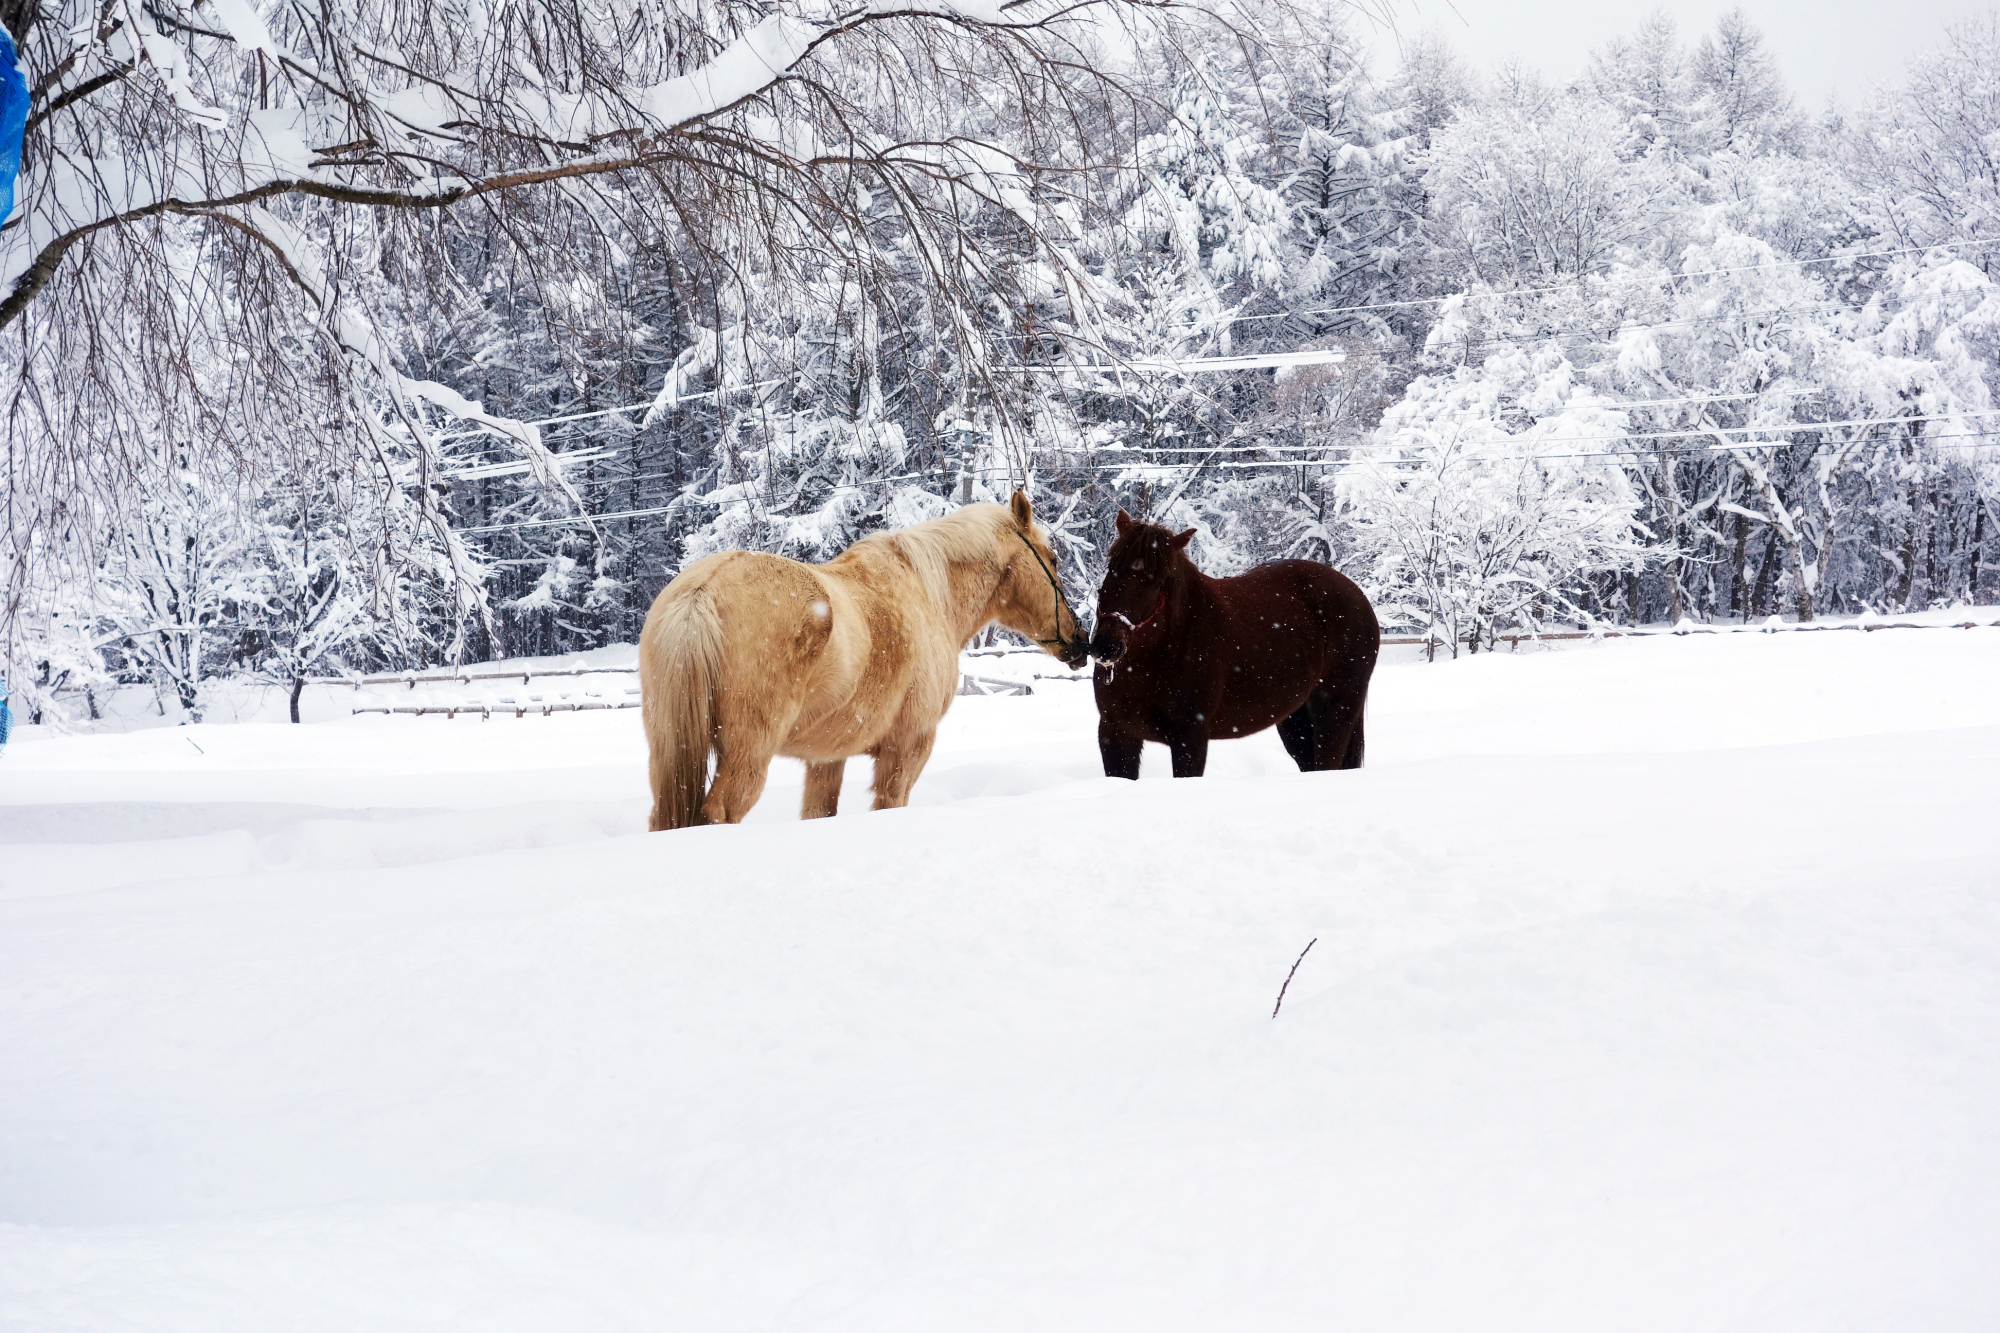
[319,665,636,689]
[340,668,1072,716]
[335,615,1998,717]
[352,699,641,719]
[1379,617,2000,655]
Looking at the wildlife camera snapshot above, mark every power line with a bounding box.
[442,307,1834,479]
[433,294,1878,468]
[524,405,2000,496]
[1067,423,2000,466]
[434,378,788,451]
[879,303,1861,392]
[461,503,679,535]
[1096,406,2000,455]
[983,348,1353,375]
[446,446,622,481]
[444,351,1357,462]
[430,240,2000,466]
[458,382,1842,493]
[437,298,1855,465]
[456,428,2000,538]
[1212,237,2000,329]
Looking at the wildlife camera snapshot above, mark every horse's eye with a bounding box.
[1130,562,1144,571]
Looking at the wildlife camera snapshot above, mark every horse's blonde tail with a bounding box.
[642,586,724,831]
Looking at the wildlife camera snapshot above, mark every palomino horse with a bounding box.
[1088,511,1378,778]
[640,492,1088,830]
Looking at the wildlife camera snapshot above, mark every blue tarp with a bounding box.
[0,678,11,748]
[0,28,27,223]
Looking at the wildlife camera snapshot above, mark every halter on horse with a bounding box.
[1010,525,1092,663]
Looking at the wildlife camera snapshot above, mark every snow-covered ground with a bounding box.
[4,624,1999,1330]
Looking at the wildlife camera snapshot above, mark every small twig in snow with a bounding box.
[185,736,206,755]
[1270,938,1317,1019]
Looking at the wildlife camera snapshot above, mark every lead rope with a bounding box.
[1010,526,1088,660]
[1100,592,1165,687]
[1110,596,1166,633]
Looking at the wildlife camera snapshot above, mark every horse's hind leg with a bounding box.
[870,728,937,810]
[1306,683,1367,771]
[702,697,794,824]
[702,740,779,824]
[1340,712,1366,769]
[1276,707,1316,772]
[801,760,846,820]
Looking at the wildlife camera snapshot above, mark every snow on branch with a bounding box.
[1,0,1132,327]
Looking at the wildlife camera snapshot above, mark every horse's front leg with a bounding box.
[1098,721,1143,780]
[1166,728,1209,778]
[869,729,937,810]
[801,759,847,819]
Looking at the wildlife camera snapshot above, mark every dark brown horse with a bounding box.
[1088,511,1379,778]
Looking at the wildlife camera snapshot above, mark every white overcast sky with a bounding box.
[1361,0,1983,108]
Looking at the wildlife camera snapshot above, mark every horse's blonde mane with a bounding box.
[860,503,1013,615]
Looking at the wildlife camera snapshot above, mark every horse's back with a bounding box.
[1217,559,1378,654]
[651,547,837,631]
[644,550,845,703]
[649,548,821,612]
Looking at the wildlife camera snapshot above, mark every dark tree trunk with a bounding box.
[0,0,39,42]
[1787,537,1815,623]
[1897,480,1919,610]
[1749,525,1781,618]
[1973,501,1988,604]
[1730,511,1748,620]
[1923,480,1940,608]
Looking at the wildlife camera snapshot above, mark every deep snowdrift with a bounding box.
[3,626,1998,1331]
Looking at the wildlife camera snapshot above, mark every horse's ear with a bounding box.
[1169,527,1196,551]
[1115,509,1135,536]
[1010,489,1033,529]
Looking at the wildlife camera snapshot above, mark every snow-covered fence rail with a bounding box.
[957,673,1034,697]
[314,666,638,689]
[332,662,643,719]
[339,659,1087,716]
[352,700,642,719]
[1381,617,2000,653]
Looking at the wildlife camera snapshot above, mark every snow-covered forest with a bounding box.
[6,0,2000,722]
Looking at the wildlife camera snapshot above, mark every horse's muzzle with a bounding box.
[1089,631,1126,663]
